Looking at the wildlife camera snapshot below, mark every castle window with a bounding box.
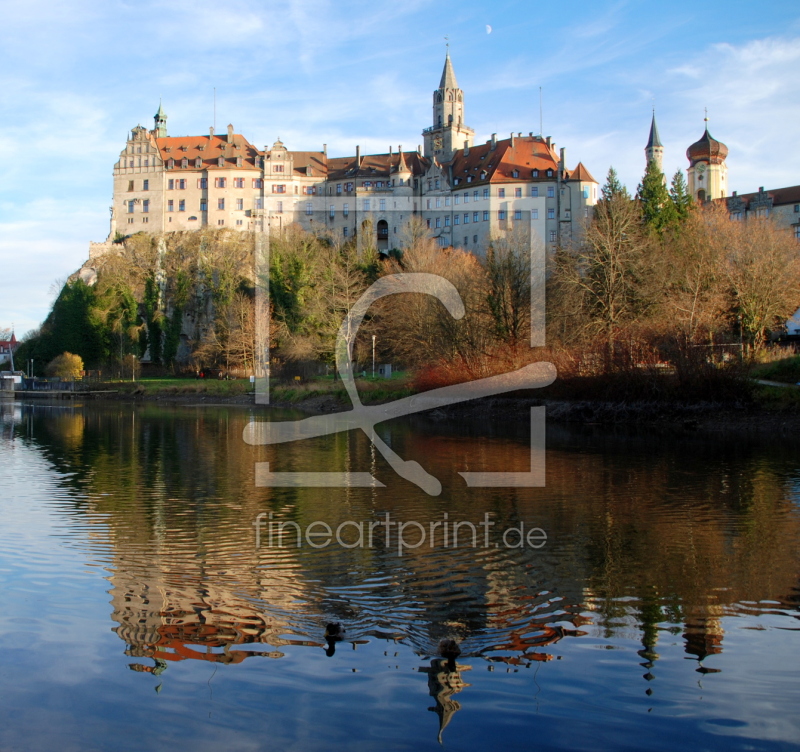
[236,157,243,167]
[514,210,522,220]
[531,186,538,197]
[127,201,135,213]
[435,179,440,189]
[444,216,450,226]
[218,220,225,226]
[454,215,460,225]
[436,198,441,208]
[168,200,174,212]
[330,205,335,218]
[336,184,342,194]
[484,211,489,221]
[498,210,506,220]
[549,230,556,242]
[168,159,174,169]
[473,190,478,200]
[515,187,522,198]
[142,216,149,223]
[178,179,186,190]
[547,169,553,177]
[379,199,386,211]
[213,177,225,188]
[343,227,349,237]
[467,175,473,182]
[216,198,224,210]
[306,202,313,215]
[234,178,244,188]
[143,179,149,191]
[277,201,283,213]
[512,170,519,178]
[274,165,284,172]
[199,178,208,189]
[143,199,149,213]
[343,203,349,216]
[445,196,451,206]
[794,204,799,213]
[181,158,188,168]
[454,195,460,205]
[129,160,134,168]
[427,199,431,210]
[483,188,489,199]
[200,200,207,211]
[363,199,370,211]
[548,208,555,219]
[532,209,538,219]
[426,219,431,228]
[236,198,244,211]
[463,213,470,224]
[255,198,263,210]
[179,199,185,212]
[168,179,174,190]
[236,220,243,226]
[218,157,224,167]
[547,187,554,198]
[473,235,477,244]
[498,188,505,198]
[532,169,539,178]
[128,180,134,191]
[435,217,441,228]
[144,159,149,167]
[253,178,263,189]
[583,188,589,199]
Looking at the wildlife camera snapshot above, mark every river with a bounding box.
[1,398,798,751]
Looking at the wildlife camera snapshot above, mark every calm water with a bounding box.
[1,398,799,751]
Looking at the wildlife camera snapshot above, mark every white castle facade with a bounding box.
[91,53,599,259]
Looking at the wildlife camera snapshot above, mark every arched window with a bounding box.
[698,189,706,202]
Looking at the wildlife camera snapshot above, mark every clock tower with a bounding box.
[686,115,728,202]
[423,50,474,162]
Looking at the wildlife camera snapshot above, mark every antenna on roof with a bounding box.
[704,106,708,130]
[539,87,543,137]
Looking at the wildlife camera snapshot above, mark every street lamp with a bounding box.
[372,335,376,378]
[131,355,137,383]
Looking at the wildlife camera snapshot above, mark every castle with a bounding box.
[92,53,599,259]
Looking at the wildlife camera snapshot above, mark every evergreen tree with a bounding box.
[637,159,675,232]
[601,167,630,201]
[669,169,693,223]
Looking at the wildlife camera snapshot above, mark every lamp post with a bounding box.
[372,335,376,378]
[131,355,137,383]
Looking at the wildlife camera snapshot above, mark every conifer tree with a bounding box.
[637,159,675,232]
[669,169,693,223]
[601,167,630,201]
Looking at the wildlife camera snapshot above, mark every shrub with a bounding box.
[46,352,84,380]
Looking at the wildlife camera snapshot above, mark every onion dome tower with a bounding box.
[686,114,728,202]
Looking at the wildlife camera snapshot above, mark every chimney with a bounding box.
[546,136,551,148]
[209,126,214,139]
[417,144,422,154]
[490,133,497,150]
[389,145,393,157]
[323,143,327,156]
[356,145,361,167]
[529,132,533,137]
[560,147,566,173]
[510,132,515,147]
[732,191,737,197]
[399,144,403,155]
[464,140,470,157]
[227,124,234,143]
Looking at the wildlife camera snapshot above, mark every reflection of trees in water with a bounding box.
[12,403,800,730]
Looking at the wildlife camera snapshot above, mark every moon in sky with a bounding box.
[486,24,492,34]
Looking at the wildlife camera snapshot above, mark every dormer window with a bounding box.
[236,156,242,167]
[480,171,486,179]
[180,145,188,152]
[195,157,202,168]
[467,175,473,182]
[218,157,224,167]
[165,147,172,153]
[512,170,519,178]
[547,169,553,177]
[532,169,539,178]
[181,158,188,168]
[168,158,174,169]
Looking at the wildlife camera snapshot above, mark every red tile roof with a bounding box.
[448,136,560,187]
[156,134,262,171]
[567,162,597,183]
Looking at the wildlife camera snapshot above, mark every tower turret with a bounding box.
[686,114,728,202]
[645,111,663,173]
[154,101,168,138]
[423,50,474,161]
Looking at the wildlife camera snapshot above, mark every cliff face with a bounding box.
[63,229,256,371]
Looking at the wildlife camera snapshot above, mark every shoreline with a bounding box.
[12,388,800,435]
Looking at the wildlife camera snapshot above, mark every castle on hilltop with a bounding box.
[91,53,599,259]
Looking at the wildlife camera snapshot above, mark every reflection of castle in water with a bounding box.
[13,401,800,742]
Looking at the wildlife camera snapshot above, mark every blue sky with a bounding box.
[1,0,799,336]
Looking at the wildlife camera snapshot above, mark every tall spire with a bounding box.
[646,110,662,149]
[439,50,458,90]
[154,100,168,138]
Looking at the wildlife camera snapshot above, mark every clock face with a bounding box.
[433,135,443,150]
[697,163,706,174]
